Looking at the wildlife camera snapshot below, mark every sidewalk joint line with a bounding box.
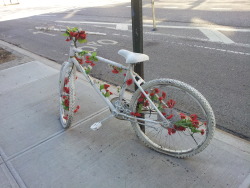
[0,147,27,188]
[5,107,109,162]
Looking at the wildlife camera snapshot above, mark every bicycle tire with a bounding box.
[59,62,76,129]
[130,79,215,158]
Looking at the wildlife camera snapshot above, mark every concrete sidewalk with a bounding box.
[0,40,250,188]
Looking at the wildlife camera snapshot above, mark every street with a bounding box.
[0,0,250,140]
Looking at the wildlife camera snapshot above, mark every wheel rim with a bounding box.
[59,64,75,128]
[132,83,213,155]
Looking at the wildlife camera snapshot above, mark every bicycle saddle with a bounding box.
[118,49,149,64]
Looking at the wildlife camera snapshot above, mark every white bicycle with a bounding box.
[59,28,216,158]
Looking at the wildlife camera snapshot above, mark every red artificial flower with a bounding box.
[62,96,67,99]
[140,91,149,99]
[162,91,167,99]
[144,100,149,107]
[112,69,119,74]
[168,128,176,135]
[190,114,198,120]
[104,84,110,89]
[73,31,83,40]
[63,87,70,94]
[105,90,113,95]
[192,119,199,128]
[134,112,141,117]
[138,98,144,103]
[201,129,205,135]
[154,88,160,93]
[167,99,176,108]
[150,93,155,97]
[63,115,68,120]
[162,112,166,116]
[78,31,86,40]
[64,99,69,107]
[126,79,133,86]
[174,125,186,131]
[123,74,126,77]
[179,113,186,119]
[85,60,92,64]
[159,97,163,101]
[69,31,76,37]
[64,77,69,85]
[86,56,90,60]
[73,105,80,113]
[75,57,84,64]
[130,112,141,117]
[90,62,96,67]
[166,114,174,119]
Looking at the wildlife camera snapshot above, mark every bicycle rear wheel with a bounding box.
[130,79,215,158]
[59,62,76,129]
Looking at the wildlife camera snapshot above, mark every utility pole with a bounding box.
[131,0,144,79]
[131,0,145,132]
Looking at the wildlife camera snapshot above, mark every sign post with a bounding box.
[151,0,157,31]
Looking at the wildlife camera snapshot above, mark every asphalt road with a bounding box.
[0,0,250,140]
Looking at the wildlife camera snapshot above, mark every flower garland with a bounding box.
[62,27,99,116]
[99,84,113,97]
[131,88,206,135]
[61,75,81,119]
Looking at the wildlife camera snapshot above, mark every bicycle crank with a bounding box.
[110,97,131,120]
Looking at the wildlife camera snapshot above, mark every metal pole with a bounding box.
[131,0,144,79]
[131,0,145,132]
[151,0,157,31]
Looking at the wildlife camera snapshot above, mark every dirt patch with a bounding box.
[0,47,17,64]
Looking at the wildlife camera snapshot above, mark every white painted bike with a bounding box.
[59,28,216,158]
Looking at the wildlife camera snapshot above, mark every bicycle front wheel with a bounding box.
[59,62,76,129]
[130,79,215,158]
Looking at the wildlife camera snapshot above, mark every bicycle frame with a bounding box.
[67,43,168,127]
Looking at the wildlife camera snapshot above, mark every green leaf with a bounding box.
[71,27,78,32]
[138,103,143,113]
[91,52,97,56]
[175,119,192,128]
[61,101,69,111]
[105,92,110,97]
[153,95,158,101]
[158,105,163,111]
[78,50,88,56]
[191,128,200,133]
[85,68,91,74]
[62,33,69,37]
[100,84,104,90]
[78,39,87,43]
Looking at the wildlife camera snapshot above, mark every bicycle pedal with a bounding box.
[90,122,102,130]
